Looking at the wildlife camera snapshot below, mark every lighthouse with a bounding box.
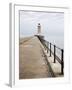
[35,23,44,39]
[37,23,41,35]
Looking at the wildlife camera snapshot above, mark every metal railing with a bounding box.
[37,36,64,75]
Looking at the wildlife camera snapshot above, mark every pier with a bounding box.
[19,23,64,79]
[19,36,64,79]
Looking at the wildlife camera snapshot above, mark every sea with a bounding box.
[44,36,64,59]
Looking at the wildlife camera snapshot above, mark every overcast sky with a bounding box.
[20,11,64,48]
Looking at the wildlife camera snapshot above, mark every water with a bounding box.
[44,36,64,59]
[45,36,64,49]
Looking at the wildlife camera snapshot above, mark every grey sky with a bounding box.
[20,11,64,48]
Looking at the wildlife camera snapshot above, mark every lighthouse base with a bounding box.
[34,35,44,40]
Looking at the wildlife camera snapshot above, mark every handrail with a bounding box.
[37,36,64,75]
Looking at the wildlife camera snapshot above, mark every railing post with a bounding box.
[54,45,56,63]
[61,49,64,74]
[46,42,47,53]
[47,42,49,53]
[43,40,45,50]
[44,41,46,50]
[50,43,51,57]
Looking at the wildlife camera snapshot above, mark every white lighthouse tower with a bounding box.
[37,23,41,35]
[35,23,44,39]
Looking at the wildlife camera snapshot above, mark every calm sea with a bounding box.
[44,36,64,59]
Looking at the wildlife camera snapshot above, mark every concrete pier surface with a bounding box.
[19,36,63,79]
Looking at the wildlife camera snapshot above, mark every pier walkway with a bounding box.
[19,36,63,79]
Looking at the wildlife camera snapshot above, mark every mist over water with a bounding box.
[45,36,64,49]
[44,35,64,59]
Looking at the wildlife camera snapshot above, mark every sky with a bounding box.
[20,11,64,48]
